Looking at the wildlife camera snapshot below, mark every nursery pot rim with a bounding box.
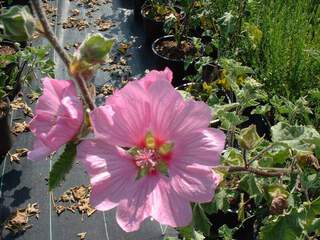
[141,3,185,23]
[152,35,194,63]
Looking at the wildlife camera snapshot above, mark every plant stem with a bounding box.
[31,0,95,111]
[31,0,70,67]
[213,165,296,177]
[75,74,95,110]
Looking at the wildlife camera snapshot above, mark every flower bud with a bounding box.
[70,34,114,79]
[270,195,288,215]
[77,33,114,64]
[0,6,35,42]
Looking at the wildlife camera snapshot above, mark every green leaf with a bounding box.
[305,218,320,235]
[237,124,262,150]
[221,147,244,166]
[193,204,212,236]
[217,111,247,129]
[218,224,235,240]
[178,226,205,240]
[239,175,263,203]
[259,209,303,240]
[202,188,230,214]
[271,122,320,152]
[48,142,77,191]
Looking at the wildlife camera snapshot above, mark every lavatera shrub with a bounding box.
[28,68,226,232]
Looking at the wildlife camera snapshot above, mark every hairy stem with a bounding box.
[31,0,95,110]
[213,165,296,177]
[31,0,70,67]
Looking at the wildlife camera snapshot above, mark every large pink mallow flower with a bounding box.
[77,68,225,232]
[28,78,84,161]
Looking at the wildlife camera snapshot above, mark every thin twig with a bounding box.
[213,165,297,177]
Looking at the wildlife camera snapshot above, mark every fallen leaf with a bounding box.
[63,17,89,31]
[12,121,30,135]
[55,205,65,215]
[5,202,39,234]
[26,203,40,219]
[9,148,29,163]
[72,185,88,201]
[95,19,114,31]
[70,9,80,17]
[118,42,131,55]
[10,98,33,117]
[77,232,87,240]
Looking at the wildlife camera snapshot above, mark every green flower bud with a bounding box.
[77,33,114,64]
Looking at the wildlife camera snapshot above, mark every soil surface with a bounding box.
[155,38,196,60]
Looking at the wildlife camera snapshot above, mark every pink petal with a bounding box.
[90,105,114,140]
[36,78,76,114]
[92,81,151,147]
[77,139,138,211]
[29,78,83,161]
[116,176,158,232]
[147,80,211,140]
[27,138,52,161]
[138,67,173,90]
[170,164,220,203]
[172,128,226,167]
[147,79,185,140]
[149,178,192,227]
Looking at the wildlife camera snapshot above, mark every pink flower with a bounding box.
[28,78,83,161]
[77,68,225,232]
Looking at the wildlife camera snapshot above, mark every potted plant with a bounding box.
[151,0,201,86]
[141,0,185,41]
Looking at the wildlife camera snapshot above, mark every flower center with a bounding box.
[127,131,174,179]
[133,149,160,170]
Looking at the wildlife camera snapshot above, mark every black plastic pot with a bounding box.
[0,99,12,158]
[134,0,145,20]
[141,4,185,42]
[152,35,197,87]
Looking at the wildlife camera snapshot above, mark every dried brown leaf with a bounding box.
[77,232,87,240]
[9,148,29,163]
[12,121,30,135]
